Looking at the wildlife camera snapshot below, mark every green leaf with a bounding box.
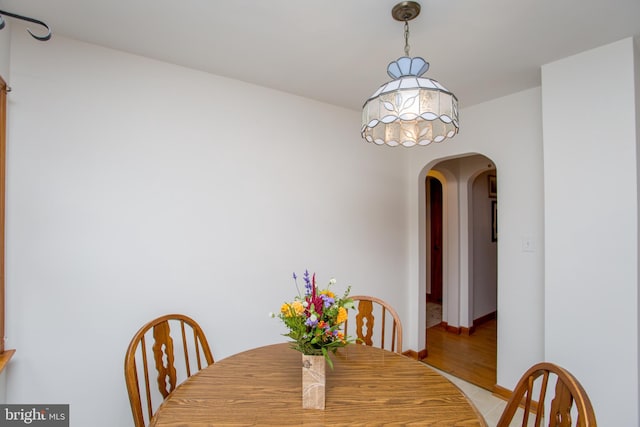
[322,347,334,370]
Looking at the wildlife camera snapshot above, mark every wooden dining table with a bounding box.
[149,343,487,426]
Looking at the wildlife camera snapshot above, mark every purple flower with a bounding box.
[321,295,335,308]
[305,314,318,327]
[303,270,313,296]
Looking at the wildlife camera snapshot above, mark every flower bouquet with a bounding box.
[275,270,355,368]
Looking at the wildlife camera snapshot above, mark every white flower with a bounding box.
[302,301,309,308]
[329,278,337,285]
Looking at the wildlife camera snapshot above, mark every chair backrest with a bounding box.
[497,362,597,427]
[124,314,214,427]
[345,295,403,353]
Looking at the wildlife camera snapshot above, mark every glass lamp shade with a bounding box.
[361,57,459,147]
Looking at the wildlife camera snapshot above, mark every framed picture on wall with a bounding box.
[488,175,497,198]
[491,200,498,242]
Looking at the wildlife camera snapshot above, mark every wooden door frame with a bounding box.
[0,76,13,371]
[0,76,6,355]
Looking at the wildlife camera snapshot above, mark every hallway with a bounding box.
[423,158,498,393]
[421,319,497,391]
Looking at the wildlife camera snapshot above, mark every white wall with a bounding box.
[407,87,545,388]
[429,160,462,329]
[472,170,497,320]
[0,21,10,79]
[542,37,639,426]
[4,29,407,426]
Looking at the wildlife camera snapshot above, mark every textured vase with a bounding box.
[301,354,326,409]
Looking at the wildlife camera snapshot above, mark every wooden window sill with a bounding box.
[0,349,15,374]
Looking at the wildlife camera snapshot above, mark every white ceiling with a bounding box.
[1,0,639,111]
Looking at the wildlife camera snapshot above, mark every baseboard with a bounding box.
[443,311,495,336]
[403,348,428,360]
[441,322,475,335]
[492,384,513,401]
[440,315,495,336]
[493,384,540,413]
[441,322,461,335]
[473,311,497,327]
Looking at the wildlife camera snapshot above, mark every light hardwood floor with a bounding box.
[422,318,497,391]
[421,319,540,425]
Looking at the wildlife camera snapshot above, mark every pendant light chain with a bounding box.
[403,20,411,57]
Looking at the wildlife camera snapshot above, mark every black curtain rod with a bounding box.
[0,9,51,41]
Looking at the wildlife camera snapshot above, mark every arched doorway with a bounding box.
[421,154,497,391]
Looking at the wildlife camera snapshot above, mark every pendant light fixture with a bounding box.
[361,1,458,147]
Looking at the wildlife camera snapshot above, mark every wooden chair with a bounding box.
[497,362,597,427]
[345,295,403,353]
[124,314,214,427]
